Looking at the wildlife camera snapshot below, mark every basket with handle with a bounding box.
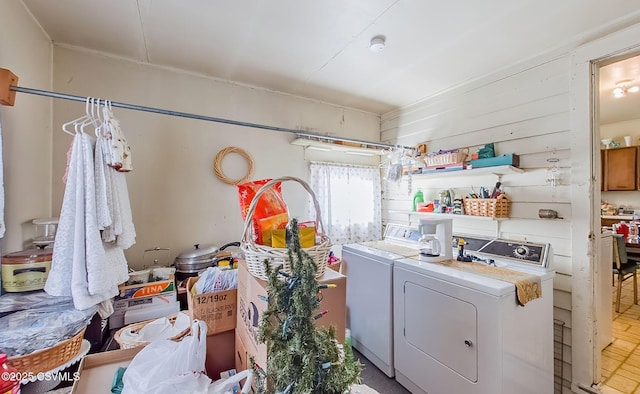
[114,313,191,349]
[240,176,331,281]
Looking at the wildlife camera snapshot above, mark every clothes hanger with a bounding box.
[93,98,103,138]
[62,96,92,135]
[79,97,96,134]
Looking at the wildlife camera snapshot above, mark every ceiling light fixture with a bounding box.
[369,36,386,52]
[613,79,640,98]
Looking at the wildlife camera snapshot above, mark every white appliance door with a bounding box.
[343,247,394,377]
[404,282,478,381]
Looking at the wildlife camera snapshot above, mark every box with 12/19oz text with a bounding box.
[186,275,237,336]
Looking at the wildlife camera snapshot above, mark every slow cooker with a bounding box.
[173,242,240,281]
[1,247,53,292]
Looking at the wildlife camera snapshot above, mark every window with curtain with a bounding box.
[308,162,382,244]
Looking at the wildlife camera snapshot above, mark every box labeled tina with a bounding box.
[116,273,175,300]
[186,276,237,336]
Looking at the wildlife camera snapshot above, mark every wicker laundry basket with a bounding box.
[114,313,191,349]
[7,328,86,374]
[240,176,331,281]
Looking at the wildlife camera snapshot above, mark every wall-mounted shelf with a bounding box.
[387,210,508,222]
[290,137,386,156]
[409,165,523,180]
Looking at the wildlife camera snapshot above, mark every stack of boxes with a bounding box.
[109,273,179,329]
[234,259,347,371]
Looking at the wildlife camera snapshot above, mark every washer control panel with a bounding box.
[384,224,421,243]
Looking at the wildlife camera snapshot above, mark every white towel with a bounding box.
[113,169,136,249]
[46,133,116,310]
[99,150,137,249]
[94,136,111,231]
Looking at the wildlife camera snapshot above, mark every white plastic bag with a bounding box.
[122,320,210,394]
[209,369,253,394]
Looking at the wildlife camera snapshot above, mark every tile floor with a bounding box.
[600,278,640,394]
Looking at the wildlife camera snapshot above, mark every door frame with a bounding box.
[571,22,640,392]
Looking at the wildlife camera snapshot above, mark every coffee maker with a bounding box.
[418,218,453,262]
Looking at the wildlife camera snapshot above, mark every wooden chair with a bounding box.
[612,234,639,312]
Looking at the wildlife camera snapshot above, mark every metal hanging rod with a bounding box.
[7,84,415,152]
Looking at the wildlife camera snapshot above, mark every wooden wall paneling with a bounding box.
[385,107,570,155]
[508,185,571,203]
[553,273,572,293]
[448,221,500,238]
[498,220,570,241]
[498,133,571,158]
[520,150,571,169]
[551,257,573,279]
[509,202,571,220]
[383,68,570,135]
[554,306,573,332]
[554,288,573,311]
[381,55,571,132]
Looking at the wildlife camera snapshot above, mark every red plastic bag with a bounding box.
[238,179,289,244]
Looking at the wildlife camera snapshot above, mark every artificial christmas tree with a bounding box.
[252,218,361,393]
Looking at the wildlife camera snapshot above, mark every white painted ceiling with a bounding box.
[20,0,640,121]
[599,54,640,125]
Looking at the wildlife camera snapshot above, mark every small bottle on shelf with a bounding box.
[629,221,639,243]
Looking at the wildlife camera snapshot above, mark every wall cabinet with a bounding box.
[602,146,638,191]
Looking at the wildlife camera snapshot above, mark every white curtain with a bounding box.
[309,162,381,244]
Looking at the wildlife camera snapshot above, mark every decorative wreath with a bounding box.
[213,146,254,185]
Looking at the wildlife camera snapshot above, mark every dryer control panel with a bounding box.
[452,234,550,268]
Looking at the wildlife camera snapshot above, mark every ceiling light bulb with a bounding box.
[369,36,386,52]
[628,86,640,93]
[613,87,626,98]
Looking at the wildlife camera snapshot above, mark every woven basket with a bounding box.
[114,313,191,349]
[7,328,86,374]
[241,176,331,281]
[424,148,468,167]
[463,194,510,218]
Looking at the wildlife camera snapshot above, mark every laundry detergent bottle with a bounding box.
[412,189,424,212]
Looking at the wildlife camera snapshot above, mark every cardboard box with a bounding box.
[205,329,236,379]
[235,330,248,372]
[72,330,236,393]
[72,347,144,393]
[109,291,178,329]
[235,259,346,369]
[116,274,175,300]
[186,276,237,336]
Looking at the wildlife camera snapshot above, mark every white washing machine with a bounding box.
[342,223,421,377]
[393,235,555,394]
